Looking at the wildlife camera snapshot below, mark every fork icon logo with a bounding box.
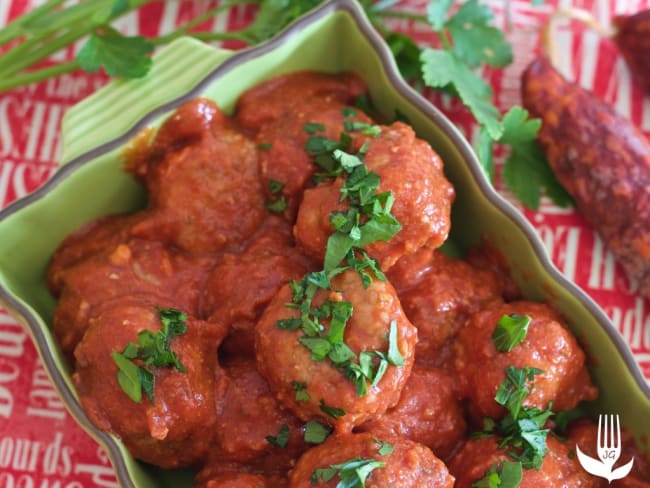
[576,414,635,483]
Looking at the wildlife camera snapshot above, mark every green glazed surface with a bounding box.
[0,1,647,486]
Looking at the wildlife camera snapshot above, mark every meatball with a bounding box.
[567,419,650,486]
[448,436,599,487]
[288,432,454,487]
[387,248,504,363]
[73,300,227,467]
[214,359,307,466]
[294,122,455,270]
[356,365,466,459]
[235,71,367,133]
[202,217,314,356]
[131,98,265,253]
[256,102,374,217]
[465,242,522,301]
[255,269,417,431]
[47,213,143,296]
[53,238,213,356]
[452,301,598,422]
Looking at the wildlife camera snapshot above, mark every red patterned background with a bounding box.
[0,0,648,485]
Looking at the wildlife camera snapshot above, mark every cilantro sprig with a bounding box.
[111,307,188,403]
[492,314,531,352]
[1,0,567,210]
[304,420,332,444]
[473,460,523,488]
[265,424,290,448]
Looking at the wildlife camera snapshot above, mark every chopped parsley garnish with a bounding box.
[494,365,543,418]
[304,420,332,444]
[265,196,287,214]
[554,406,585,433]
[304,122,326,134]
[319,400,345,419]
[492,314,531,352]
[311,458,386,487]
[112,307,188,403]
[478,366,553,471]
[275,109,406,399]
[258,142,273,150]
[265,424,290,448]
[386,320,404,366]
[473,461,523,488]
[268,179,285,195]
[375,439,394,456]
[292,381,311,402]
[265,178,287,213]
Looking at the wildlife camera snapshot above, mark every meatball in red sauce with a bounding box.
[448,436,599,487]
[47,213,144,296]
[356,364,466,459]
[288,432,454,487]
[131,98,265,253]
[387,248,504,363]
[453,301,598,422]
[567,419,650,486]
[256,103,374,217]
[294,122,455,270]
[213,358,307,466]
[202,217,314,357]
[235,71,367,134]
[255,269,417,432]
[53,238,213,356]
[73,300,227,468]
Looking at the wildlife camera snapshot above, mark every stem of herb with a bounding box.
[153,0,255,45]
[375,10,428,23]
[0,60,80,92]
[0,0,68,45]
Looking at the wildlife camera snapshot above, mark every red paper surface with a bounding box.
[0,0,648,485]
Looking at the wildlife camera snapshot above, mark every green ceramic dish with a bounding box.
[0,0,648,486]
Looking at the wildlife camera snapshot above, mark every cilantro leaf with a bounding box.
[304,122,325,134]
[268,179,285,195]
[266,424,290,448]
[426,0,454,30]
[420,48,502,139]
[319,400,345,419]
[446,0,513,68]
[473,461,523,488]
[385,32,424,83]
[554,406,585,433]
[244,0,322,43]
[495,365,542,418]
[387,320,404,366]
[112,307,188,403]
[498,107,573,209]
[265,196,287,213]
[492,314,531,352]
[311,458,385,487]
[112,351,142,403]
[499,107,541,145]
[292,381,311,402]
[77,27,153,78]
[503,140,572,209]
[304,420,332,444]
[376,439,394,456]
